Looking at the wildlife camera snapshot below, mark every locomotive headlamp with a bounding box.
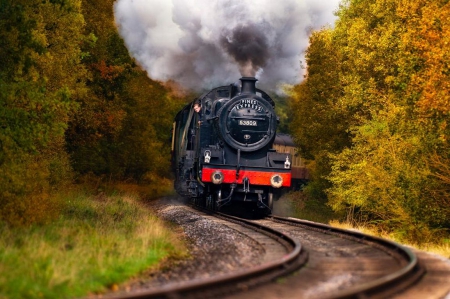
[270,174,283,188]
[204,150,211,163]
[211,171,224,184]
[284,156,291,169]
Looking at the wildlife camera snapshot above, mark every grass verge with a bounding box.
[278,190,450,259]
[329,220,450,259]
[0,189,187,299]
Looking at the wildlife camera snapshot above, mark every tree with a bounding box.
[66,0,185,181]
[0,0,86,225]
[289,28,350,197]
[291,0,450,241]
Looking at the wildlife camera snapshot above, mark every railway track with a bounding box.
[103,205,308,299]
[101,202,426,299]
[230,215,425,299]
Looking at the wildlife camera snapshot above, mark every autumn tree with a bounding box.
[66,0,184,181]
[0,0,86,225]
[117,75,183,180]
[65,0,127,176]
[396,0,450,230]
[291,0,450,241]
[289,28,350,197]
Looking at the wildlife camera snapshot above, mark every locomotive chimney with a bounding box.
[240,77,257,94]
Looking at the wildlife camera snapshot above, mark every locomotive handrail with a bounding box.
[179,103,195,155]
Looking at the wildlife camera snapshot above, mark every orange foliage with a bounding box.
[399,1,450,118]
[93,60,125,82]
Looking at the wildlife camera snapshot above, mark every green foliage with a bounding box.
[65,0,130,175]
[288,28,352,201]
[290,0,450,242]
[117,74,184,180]
[272,95,291,133]
[289,28,351,161]
[66,0,184,181]
[0,0,86,225]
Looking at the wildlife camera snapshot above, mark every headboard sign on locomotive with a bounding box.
[171,77,308,216]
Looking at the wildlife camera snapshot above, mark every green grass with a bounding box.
[0,190,187,299]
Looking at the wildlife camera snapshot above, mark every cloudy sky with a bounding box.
[114,0,341,93]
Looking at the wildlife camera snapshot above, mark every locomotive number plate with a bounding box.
[239,120,257,126]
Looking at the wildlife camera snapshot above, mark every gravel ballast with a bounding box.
[124,198,265,290]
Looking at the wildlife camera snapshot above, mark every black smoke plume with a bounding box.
[220,23,269,77]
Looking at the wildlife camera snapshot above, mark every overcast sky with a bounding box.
[114,0,342,93]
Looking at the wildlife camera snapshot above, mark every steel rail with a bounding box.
[104,212,307,299]
[270,216,425,299]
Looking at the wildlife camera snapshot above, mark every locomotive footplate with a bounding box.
[201,164,291,188]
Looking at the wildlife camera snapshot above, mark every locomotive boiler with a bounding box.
[171,77,292,215]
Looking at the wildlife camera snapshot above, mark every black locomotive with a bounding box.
[171,77,292,215]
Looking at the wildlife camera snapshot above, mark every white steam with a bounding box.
[114,0,341,93]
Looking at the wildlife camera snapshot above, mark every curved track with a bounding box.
[104,208,307,299]
[229,216,424,299]
[100,202,424,299]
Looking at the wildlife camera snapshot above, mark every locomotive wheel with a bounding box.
[206,195,211,209]
[267,192,274,213]
[197,196,206,208]
[193,197,200,207]
[214,190,221,211]
[206,195,215,211]
[211,198,216,211]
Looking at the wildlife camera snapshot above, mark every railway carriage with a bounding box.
[273,134,309,190]
[171,77,293,215]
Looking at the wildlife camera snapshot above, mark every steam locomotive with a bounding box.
[171,77,292,215]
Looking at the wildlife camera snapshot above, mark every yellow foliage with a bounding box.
[0,154,62,226]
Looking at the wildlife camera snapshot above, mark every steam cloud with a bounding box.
[114,0,341,93]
